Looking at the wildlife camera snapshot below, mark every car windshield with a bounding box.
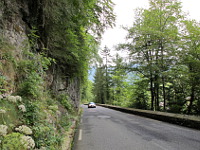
[89,102,95,104]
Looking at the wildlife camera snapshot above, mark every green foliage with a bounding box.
[1,133,25,150]
[0,100,22,128]
[93,0,200,115]
[18,72,43,99]
[57,94,74,113]
[0,0,116,149]
[129,78,150,109]
[93,65,107,104]
[28,27,40,49]
[59,114,72,130]
[32,123,62,149]
[22,101,41,126]
[180,20,200,114]
[33,0,115,83]
[109,54,128,105]
[168,105,182,113]
[81,80,94,103]
[0,37,15,61]
[0,75,7,94]
[16,31,53,99]
[0,37,16,94]
[118,0,186,111]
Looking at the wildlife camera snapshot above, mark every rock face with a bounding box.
[1,0,28,47]
[0,0,80,108]
[48,66,80,108]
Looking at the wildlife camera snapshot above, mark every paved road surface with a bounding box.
[73,105,200,150]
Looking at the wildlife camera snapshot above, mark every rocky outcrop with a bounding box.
[0,0,80,107]
[47,65,80,108]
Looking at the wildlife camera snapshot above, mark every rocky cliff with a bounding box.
[0,1,81,149]
[0,0,80,107]
[0,0,114,149]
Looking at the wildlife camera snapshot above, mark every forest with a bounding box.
[89,0,200,115]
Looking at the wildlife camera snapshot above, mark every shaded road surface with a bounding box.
[73,105,200,150]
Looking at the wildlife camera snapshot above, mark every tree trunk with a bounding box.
[150,75,155,110]
[187,85,195,114]
[162,76,166,111]
[154,74,159,111]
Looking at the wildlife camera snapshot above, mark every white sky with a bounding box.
[100,0,200,54]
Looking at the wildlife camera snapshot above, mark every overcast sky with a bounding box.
[100,0,200,53]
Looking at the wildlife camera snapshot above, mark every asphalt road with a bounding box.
[73,105,200,150]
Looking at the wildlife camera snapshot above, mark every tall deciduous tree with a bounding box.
[181,20,200,114]
[119,0,183,110]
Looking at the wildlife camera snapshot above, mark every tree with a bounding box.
[109,54,129,106]
[129,77,150,109]
[119,0,183,111]
[81,80,94,103]
[181,20,200,114]
[93,63,107,104]
[27,0,115,83]
[101,46,112,102]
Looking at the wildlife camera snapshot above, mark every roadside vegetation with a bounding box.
[0,0,115,149]
[93,0,200,115]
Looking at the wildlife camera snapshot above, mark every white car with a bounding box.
[88,102,96,108]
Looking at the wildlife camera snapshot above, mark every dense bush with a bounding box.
[1,133,26,150]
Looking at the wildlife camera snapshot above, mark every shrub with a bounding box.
[1,133,26,150]
[57,94,74,113]
[6,95,22,103]
[17,72,43,99]
[15,125,33,135]
[168,104,182,113]
[18,104,26,112]
[20,135,35,149]
[0,75,7,94]
[0,100,22,126]
[23,101,41,125]
[0,125,8,136]
[32,123,62,149]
